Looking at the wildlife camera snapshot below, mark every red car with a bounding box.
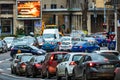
[41,51,68,79]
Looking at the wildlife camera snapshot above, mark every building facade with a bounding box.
[0,0,116,35]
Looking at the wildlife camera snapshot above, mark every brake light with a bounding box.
[35,63,41,68]
[50,55,54,60]
[69,61,76,65]
[104,58,108,62]
[88,62,96,67]
[79,46,82,48]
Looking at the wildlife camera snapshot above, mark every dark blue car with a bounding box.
[71,41,100,52]
[10,44,46,58]
[41,41,59,51]
[108,40,116,50]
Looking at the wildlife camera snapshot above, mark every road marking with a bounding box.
[0,58,11,63]
[1,73,21,79]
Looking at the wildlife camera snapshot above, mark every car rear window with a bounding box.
[91,54,119,61]
[72,55,83,61]
[53,54,66,61]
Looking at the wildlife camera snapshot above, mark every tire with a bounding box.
[25,70,30,77]
[72,70,76,80]
[65,70,71,80]
[82,72,88,80]
[41,70,45,78]
[32,69,36,78]
[56,69,62,80]
[46,70,51,79]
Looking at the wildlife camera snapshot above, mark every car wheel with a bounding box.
[65,70,71,80]
[41,70,45,78]
[25,70,30,77]
[56,69,62,80]
[85,49,88,53]
[11,68,14,74]
[32,69,36,78]
[46,70,51,79]
[82,72,88,80]
[72,70,77,80]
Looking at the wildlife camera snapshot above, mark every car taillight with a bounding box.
[50,55,54,60]
[35,63,41,68]
[21,63,26,68]
[88,62,96,67]
[69,61,76,65]
[79,46,82,48]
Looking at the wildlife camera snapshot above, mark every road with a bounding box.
[0,47,110,80]
[0,51,56,80]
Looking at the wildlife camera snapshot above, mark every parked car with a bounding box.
[56,52,85,80]
[71,41,100,52]
[25,55,45,77]
[3,37,15,50]
[11,53,33,75]
[41,51,68,79]
[0,40,8,53]
[72,53,120,80]
[10,44,46,58]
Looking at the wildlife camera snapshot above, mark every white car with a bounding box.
[56,52,87,80]
[3,37,15,50]
[59,36,72,51]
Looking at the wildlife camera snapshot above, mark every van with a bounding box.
[42,29,60,41]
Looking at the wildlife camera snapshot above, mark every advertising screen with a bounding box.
[17,0,41,19]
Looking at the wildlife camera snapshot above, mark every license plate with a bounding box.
[102,65,114,68]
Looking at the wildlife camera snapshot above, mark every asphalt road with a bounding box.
[0,47,116,80]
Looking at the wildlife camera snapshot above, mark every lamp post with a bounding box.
[104,0,107,31]
[114,0,118,50]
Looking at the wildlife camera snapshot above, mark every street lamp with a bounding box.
[114,0,118,50]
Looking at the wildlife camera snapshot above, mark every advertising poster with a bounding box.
[17,0,41,19]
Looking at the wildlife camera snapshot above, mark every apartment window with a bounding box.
[44,4,46,9]
[1,4,13,14]
[51,4,57,9]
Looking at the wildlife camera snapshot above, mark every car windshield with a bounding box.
[43,34,55,38]
[21,56,33,62]
[61,37,71,41]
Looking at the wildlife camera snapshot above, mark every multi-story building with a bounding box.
[0,0,118,35]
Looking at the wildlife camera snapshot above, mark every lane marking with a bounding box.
[1,73,22,79]
[0,58,11,63]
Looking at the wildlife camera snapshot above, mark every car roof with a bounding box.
[93,50,119,53]
[68,52,90,56]
[48,51,68,54]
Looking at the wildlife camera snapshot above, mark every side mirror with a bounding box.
[15,59,20,63]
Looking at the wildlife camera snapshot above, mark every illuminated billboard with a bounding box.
[17,0,41,19]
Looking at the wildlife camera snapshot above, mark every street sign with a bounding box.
[117,20,120,27]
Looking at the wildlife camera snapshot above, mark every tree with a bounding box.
[81,0,88,31]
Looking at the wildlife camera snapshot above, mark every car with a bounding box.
[72,53,120,80]
[114,67,120,80]
[10,44,46,58]
[36,36,44,48]
[41,51,68,79]
[3,37,15,50]
[25,55,45,77]
[71,41,100,52]
[59,36,72,51]
[0,40,8,53]
[56,52,86,80]
[41,40,59,51]
[11,53,33,75]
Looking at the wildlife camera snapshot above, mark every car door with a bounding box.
[74,56,85,78]
[21,45,31,53]
[58,54,70,75]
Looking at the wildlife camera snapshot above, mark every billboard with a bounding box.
[17,0,41,19]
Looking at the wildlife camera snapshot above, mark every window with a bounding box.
[51,4,57,9]
[63,54,70,61]
[44,4,46,9]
